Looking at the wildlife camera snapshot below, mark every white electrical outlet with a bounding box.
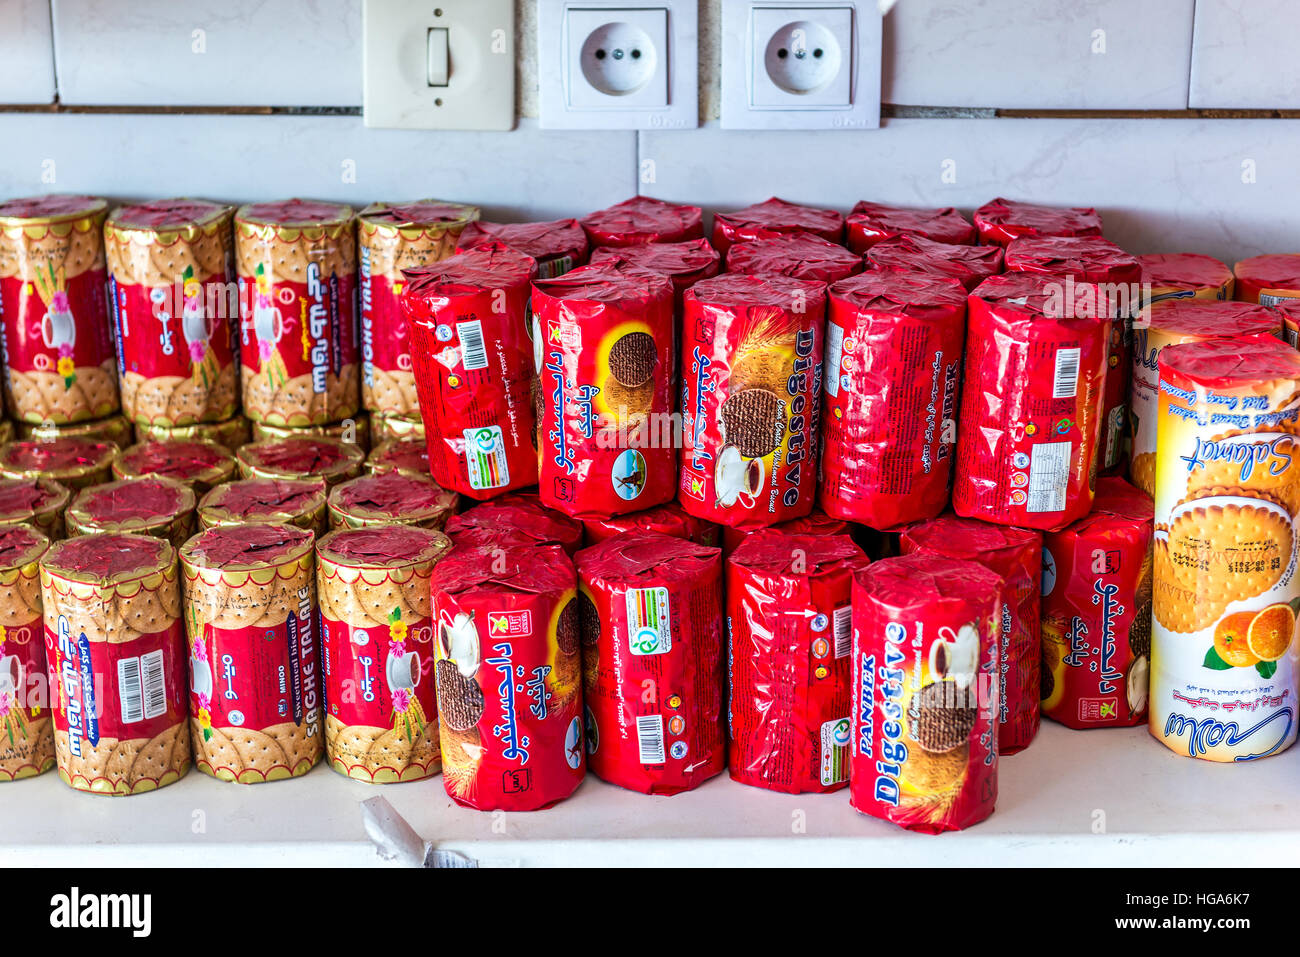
[721,0,881,130]
[539,0,698,130]
[363,0,515,131]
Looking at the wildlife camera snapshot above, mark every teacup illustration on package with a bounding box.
[713,444,765,509]
[929,623,980,691]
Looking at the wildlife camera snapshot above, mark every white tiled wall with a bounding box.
[0,0,56,103]
[1189,0,1300,108]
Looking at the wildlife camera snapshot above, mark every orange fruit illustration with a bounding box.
[1247,603,1296,662]
[1213,611,1259,668]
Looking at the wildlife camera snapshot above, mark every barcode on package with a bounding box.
[1052,347,1081,398]
[462,426,510,490]
[457,320,488,370]
[625,586,671,655]
[1027,441,1071,512]
[118,650,167,725]
[1260,293,1300,308]
[823,322,844,398]
[832,605,852,658]
[636,715,666,765]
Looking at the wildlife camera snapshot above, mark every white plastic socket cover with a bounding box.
[363,0,515,130]
[538,0,699,130]
[720,0,882,130]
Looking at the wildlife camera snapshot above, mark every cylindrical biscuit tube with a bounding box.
[0,477,70,539]
[180,522,322,782]
[358,200,479,418]
[581,501,717,547]
[198,477,328,535]
[532,260,677,519]
[953,272,1110,531]
[445,493,583,556]
[846,201,977,253]
[718,507,849,556]
[104,199,237,427]
[1150,338,1300,761]
[711,197,844,254]
[327,471,457,530]
[851,553,1002,833]
[820,272,967,529]
[234,199,359,426]
[134,413,251,454]
[0,437,116,489]
[589,239,721,310]
[19,412,133,448]
[1128,300,1280,497]
[430,543,585,810]
[576,531,723,795]
[581,196,703,249]
[1041,476,1153,729]
[112,438,236,493]
[900,515,1043,754]
[0,525,53,781]
[679,273,826,530]
[1137,252,1234,307]
[41,533,191,794]
[318,524,452,782]
[365,437,428,476]
[727,532,868,794]
[371,411,423,443]
[726,233,862,283]
[972,197,1103,248]
[402,243,538,499]
[456,218,588,278]
[236,436,364,487]
[866,233,1005,292]
[67,476,196,548]
[0,195,118,423]
[252,415,370,453]
[1234,253,1300,308]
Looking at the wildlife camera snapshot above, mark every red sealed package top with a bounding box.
[582,500,717,546]
[183,521,314,569]
[367,437,430,476]
[726,533,867,793]
[331,470,457,522]
[1146,298,1280,338]
[200,477,326,522]
[846,201,977,253]
[238,437,362,482]
[404,240,537,296]
[115,438,234,487]
[107,198,231,231]
[1138,253,1234,299]
[973,197,1104,247]
[1,437,116,474]
[1005,235,1141,284]
[446,493,585,555]
[712,197,844,253]
[0,477,67,520]
[720,508,850,553]
[576,530,724,794]
[235,198,352,228]
[589,238,721,297]
[455,219,588,277]
[1234,253,1300,301]
[1158,335,1300,390]
[580,196,704,248]
[74,476,191,524]
[0,194,107,223]
[866,233,1004,291]
[725,232,862,283]
[0,523,46,567]
[45,531,172,582]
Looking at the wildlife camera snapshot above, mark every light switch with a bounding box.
[427,28,449,87]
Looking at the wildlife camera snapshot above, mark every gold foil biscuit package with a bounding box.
[112,438,237,493]
[0,436,116,489]
[0,525,53,781]
[252,413,371,452]
[370,411,425,443]
[0,477,70,539]
[197,477,329,535]
[236,436,365,487]
[365,436,429,476]
[134,414,252,455]
[67,476,197,548]
[18,412,133,448]
[327,470,458,530]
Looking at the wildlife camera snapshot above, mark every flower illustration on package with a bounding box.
[34,262,78,389]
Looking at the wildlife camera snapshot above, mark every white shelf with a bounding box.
[4,722,1298,867]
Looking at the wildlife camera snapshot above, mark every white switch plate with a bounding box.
[538,0,698,130]
[363,0,515,130]
[720,0,881,130]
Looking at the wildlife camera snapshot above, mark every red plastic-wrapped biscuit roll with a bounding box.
[0,195,119,424]
[589,238,721,308]
[446,494,584,556]
[456,219,588,278]
[711,197,844,254]
[580,196,703,248]
[0,437,116,490]
[581,501,717,547]
[430,543,584,810]
[0,477,70,540]
[725,233,862,283]
[67,476,196,548]
[197,477,328,535]
[972,197,1103,248]
[0,525,53,781]
[1041,476,1153,730]
[112,438,236,493]
[727,532,868,793]
[236,436,364,487]
[867,233,1004,291]
[850,553,1002,833]
[105,199,237,427]
[845,201,976,253]
[820,272,967,530]
[1137,252,1233,306]
[327,470,457,530]
[900,515,1043,753]
[679,274,825,530]
[576,530,723,794]
[1234,253,1300,308]
[402,243,539,499]
[532,260,677,519]
[719,507,848,555]
[952,272,1110,531]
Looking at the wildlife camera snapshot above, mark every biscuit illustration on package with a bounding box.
[327,470,457,530]
[711,197,844,254]
[67,476,196,548]
[445,493,585,556]
[456,218,589,279]
[135,414,252,454]
[253,414,370,452]
[40,533,191,794]
[0,526,53,781]
[0,195,119,424]
[845,201,977,253]
[234,199,359,426]
[867,233,1005,292]
[972,197,1104,247]
[0,477,70,540]
[581,196,703,249]
[112,438,236,493]
[726,233,862,283]
[318,524,452,782]
[198,477,328,534]
[105,199,238,427]
[19,412,133,448]
[0,436,117,490]
[359,200,479,417]
[180,523,322,783]
[365,437,429,476]
[236,436,364,487]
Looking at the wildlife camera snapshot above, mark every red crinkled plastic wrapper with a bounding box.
[727,532,868,793]
[369,437,430,475]
[1137,253,1233,301]
[81,477,186,523]
[186,521,311,566]
[953,272,1110,531]
[973,197,1104,247]
[719,507,848,554]
[2,437,114,472]
[532,260,677,519]
[446,493,584,556]
[46,531,168,577]
[850,553,1002,833]
[430,543,584,811]
[845,201,977,253]
[1041,476,1153,730]
[1159,335,1300,390]
[580,196,704,248]
[678,274,826,530]
[576,530,724,794]
[711,197,844,254]
[204,477,323,518]
[819,272,966,530]
[455,219,589,278]
[402,242,539,499]
[589,238,721,306]
[1234,253,1300,304]
[581,501,717,547]
[334,470,457,517]
[725,232,862,283]
[867,233,1004,291]
[900,515,1043,753]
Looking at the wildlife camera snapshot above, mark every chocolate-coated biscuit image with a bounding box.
[608,331,657,388]
[579,590,601,647]
[912,681,977,754]
[556,597,579,655]
[435,658,485,732]
[720,387,783,458]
